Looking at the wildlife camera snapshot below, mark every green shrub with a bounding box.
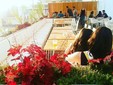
[0,68,5,84]
[56,66,113,85]
[0,75,5,84]
[90,63,113,75]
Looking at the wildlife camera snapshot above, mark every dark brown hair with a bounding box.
[72,29,93,52]
[88,27,112,58]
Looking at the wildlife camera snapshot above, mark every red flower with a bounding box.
[8,81,17,85]
[61,61,71,74]
[21,44,46,58]
[63,53,68,58]
[5,44,72,84]
[50,54,71,74]
[5,66,18,84]
[88,58,103,63]
[110,51,113,56]
[103,55,112,63]
[6,72,16,82]
[17,57,34,76]
[11,56,21,61]
[7,45,22,56]
[22,81,30,85]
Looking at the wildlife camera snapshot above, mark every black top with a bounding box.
[67,8,73,17]
[81,52,88,65]
[103,13,108,18]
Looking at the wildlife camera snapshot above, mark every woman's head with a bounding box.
[80,9,86,16]
[98,11,102,15]
[73,29,93,51]
[88,27,112,58]
[91,11,94,14]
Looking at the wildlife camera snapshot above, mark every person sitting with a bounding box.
[65,28,93,55]
[89,11,94,18]
[88,27,112,59]
[65,27,112,66]
[95,11,103,18]
[52,12,58,18]
[57,11,64,18]
[102,10,108,18]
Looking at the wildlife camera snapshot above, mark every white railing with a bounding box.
[0,18,53,65]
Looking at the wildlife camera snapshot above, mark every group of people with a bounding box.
[51,6,113,67]
[65,26,112,66]
[78,9,111,29]
[66,6,78,18]
[52,6,78,18]
[89,10,108,18]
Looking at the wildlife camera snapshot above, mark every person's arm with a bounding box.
[64,43,74,55]
[65,52,81,66]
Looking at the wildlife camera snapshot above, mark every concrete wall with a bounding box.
[0,19,53,65]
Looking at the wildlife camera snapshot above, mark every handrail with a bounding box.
[0,18,53,65]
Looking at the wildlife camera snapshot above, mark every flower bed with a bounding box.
[0,44,71,85]
[17,22,31,30]
[0,44,113,84]
[56,52,113,84]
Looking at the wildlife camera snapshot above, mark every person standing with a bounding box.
[79,8,86,28]
[73,6,77,18]
[66,6,73,17]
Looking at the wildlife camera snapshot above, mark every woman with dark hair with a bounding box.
[79,8,86,28]
[65,28,93,54]
[89,11,94,18]
[95,11,103,18]
[65,27,112,66]
[88,27,112,59]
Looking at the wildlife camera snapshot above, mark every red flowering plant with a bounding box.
[49,54,71,83]
[50,54,71,75]
[3,44,71,85]
[88,52,113,74]
[17,22,31,30]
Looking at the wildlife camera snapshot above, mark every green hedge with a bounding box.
[56,66,113,85]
